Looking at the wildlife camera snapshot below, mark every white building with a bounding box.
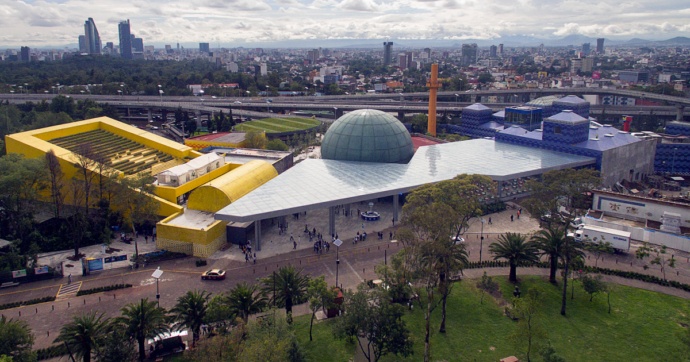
[156,153,225,186]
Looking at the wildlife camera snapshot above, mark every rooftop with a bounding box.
[215,139,595,222]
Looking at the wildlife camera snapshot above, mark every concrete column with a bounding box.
[398,111,405,122]
[677,105,685,122]
[393,194,399,222]
[196,110,202,127]
[329,206,336,237]
[207,113,212,122]
[162,109,168,122]
[147,108,152,123]
[254,220,262,252]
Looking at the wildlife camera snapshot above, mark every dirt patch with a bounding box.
[106,247,121,254]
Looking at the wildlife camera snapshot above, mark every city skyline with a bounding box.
[1,0,690,48]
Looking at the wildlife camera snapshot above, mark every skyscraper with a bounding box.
[199,43,210,53]
[489,45,497,58]
[498,44,504,55]
[20,46,30,62]
[78,35,87,53]
[118,20,132,59]
[461,43,478,66]
[582,43,591,56]
[83,18,102,55]
[383,42,393,65]
[597,38,605,53]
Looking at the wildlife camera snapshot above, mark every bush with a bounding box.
[0,296,56,311]
[76,283,132,296]
[37,344,68,360]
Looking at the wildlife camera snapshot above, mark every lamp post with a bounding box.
[480,217,485,263]
[333,238,343,288]
[333,107,338,121]
[158,85,164,104]
[151,267,163,308]
[454,93,459,103]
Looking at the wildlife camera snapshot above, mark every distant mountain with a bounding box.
[626,38,652,44]
[660,36,690,44]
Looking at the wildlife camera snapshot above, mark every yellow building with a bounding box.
[5,117,277,257]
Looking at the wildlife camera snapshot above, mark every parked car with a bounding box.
[451,235,465,244]
[201,269,226,280]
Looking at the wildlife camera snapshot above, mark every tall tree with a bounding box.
[510,287,546,362]
[94,327,137,362]
[171,290,210,347]
[334,287,413,362]
[226,282,267,324]
[110,172,158,263]
[45,149,65,218]
[523,168,600,227]
[261,266,309,323]
[0,154,47,245]
[489,232,539,283]
[306,276,335,342]
[531,227,567,284]
[116,298,168,362]
[55,312,108,362]
[0,316,35,362]
[397,199,456,361]
[244,130,267,149]
[559,235,585,316]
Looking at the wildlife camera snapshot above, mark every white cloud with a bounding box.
[0,0,689,47]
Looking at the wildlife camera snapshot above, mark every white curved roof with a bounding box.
[215,139,595,222]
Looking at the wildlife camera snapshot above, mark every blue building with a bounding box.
[655,121,690,175]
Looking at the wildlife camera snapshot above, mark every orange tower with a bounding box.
[426,63,440,136]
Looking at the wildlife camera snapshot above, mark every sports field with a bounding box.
[235,117,321,134]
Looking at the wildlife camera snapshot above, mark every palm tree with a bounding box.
[531,227,567,284]
[430,239,469,333]
[55,312,108,362]
[489,232,539,283]
[116,298,168,362]
[170,290,210,347]
[0,315,35,361]
[226,282,268,323]
[262,265,310,322]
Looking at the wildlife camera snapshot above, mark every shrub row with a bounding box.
[465,261,690,293]
[583,266,690,292]
[76,283,132,296]
[37,344,68,361]
[0,296,56,311]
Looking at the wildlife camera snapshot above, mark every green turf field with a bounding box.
[293,275,690,362]
[235,117,320,134]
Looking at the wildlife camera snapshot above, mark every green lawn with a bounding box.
[293,276,690,362]
[235,117,320,134]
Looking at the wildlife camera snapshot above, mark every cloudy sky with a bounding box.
[1,0,689,47]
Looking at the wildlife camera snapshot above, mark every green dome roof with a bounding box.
[321,109,414,164]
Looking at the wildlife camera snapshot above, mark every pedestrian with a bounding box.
[253,253,256,264]
[245,253,249,263]
[517,211,520,220]
[511,214,514,222]
[293,240,297,249]
[488,217,492,225]
[389,231,393,240]
[392,218,395,226]
[67,274,72,284]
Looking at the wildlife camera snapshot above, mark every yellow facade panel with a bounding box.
[187,160,277,213]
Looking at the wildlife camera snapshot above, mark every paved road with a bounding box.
[2,206,690,350]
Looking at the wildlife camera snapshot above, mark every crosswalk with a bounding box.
[56,281,82,299]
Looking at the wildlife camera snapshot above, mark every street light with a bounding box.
[454,93,459,103]
[333,238,343,288]
[152,267,163,307]
[480,217,485,263]
[158,84,164,103]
